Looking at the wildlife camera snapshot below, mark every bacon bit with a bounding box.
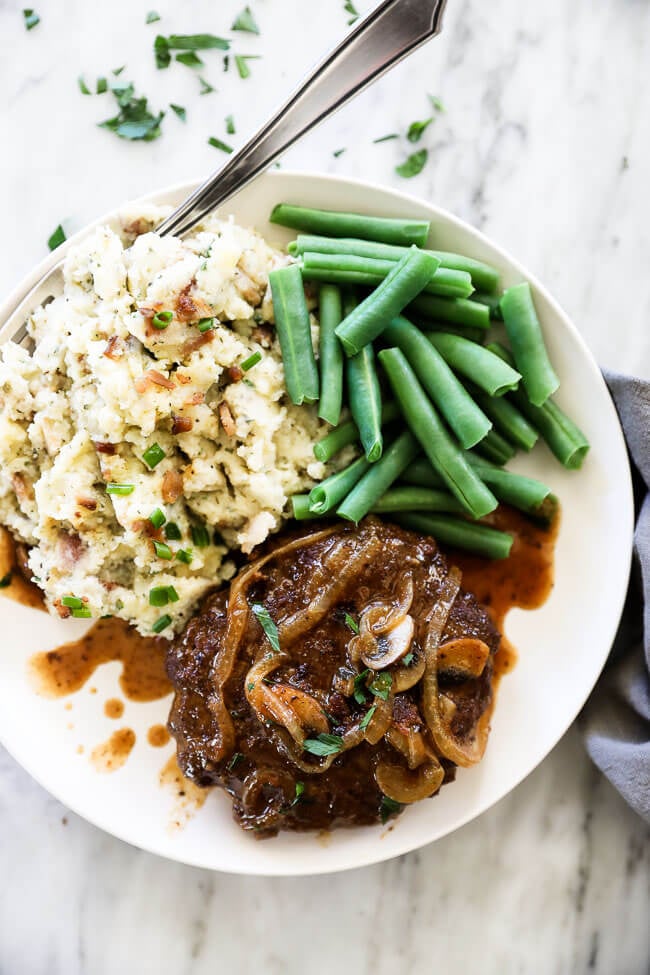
[176,373,192,385]
[233,268,262,306]
[134,375,151,394]
[228,365,244,383]
[94,441,117,455]
[78,497,98,511]
[104,336,125,361]
[182,329,215,357]
[175,284,213,324]
[218,402,237,437]
[172,415,193,435]
[148,370,175,390]
[53,600,72,620]
[11,473,34,503]
[123,217,152,237]
[58,532,84,571]
[133,518,164,541]
[162,470,184,504]
[15,543,31,579]
[185,392,205,406]
[252,325,274,349]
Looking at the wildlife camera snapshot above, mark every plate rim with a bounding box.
[0,169,635,876]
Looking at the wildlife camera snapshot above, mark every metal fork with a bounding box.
[2,0,447,347]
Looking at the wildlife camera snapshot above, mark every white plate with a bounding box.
[0,171,633,876]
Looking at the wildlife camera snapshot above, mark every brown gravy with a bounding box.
[29,618,171,702]
[147,724,171,748]
[0,527,44,611]
[90,728,136,773]
[104,698,125,720]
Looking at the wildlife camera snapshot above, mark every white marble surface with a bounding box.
[1,0,649,971]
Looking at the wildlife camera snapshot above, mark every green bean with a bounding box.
[292,494,323,520]
[337,431,420,523]
[471,290,503,320]
[269,204,430,247]
[473,429,517,466]
[488,343,589,469]
[371,486,464,515]
[313,401,400,462]
[402,458,445,489]
[268,265,319,405]
[288,235,499,292]
[317,285,344,425]
[416,320,485,343]
[378,348,497,519]
[309,455,371,514]
[301,252,473,299]
[408,293,491,330]
[347,343,383,462]
[464,379,539,451]
[428,332,521,396]
[335,250,441,355]
[500,282,559,406]
[394,512,513,560]
[466,456,558,524]
[382,317,491,449]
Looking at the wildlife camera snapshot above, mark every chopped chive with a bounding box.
[78,76,92,95]
[395,149,428,178]
[344,612,359,634]
[232,6,260,33]
[208,136,233,154]
[176,51,203,68]
[373,133,399,143]
[225,114,236,134]
[234,54,260,79]
[176,548,193,564]
[359,705,376,731]
[142,443,166,469]
[241,351,262,371]
[47,224,66,251]
[251,603,280,652]
[149,507,166,529]
[23,8,40,29]
[197,317,214,332]
[61,595,83,609]
[191,524,210,548]
[164,522,182,541]
[0,573,12,589]
[72,606,92,619]
[407,117,433,143]
[146,10,160,23]
[149,586,171,607]
[167,586,180,603]
[152,614,172,634]
[199,76,215,95]
[170,103,187,122]
[106,482,134,496]
[152,309,173,329]
[96,77,108,94]
[153,541,173,560]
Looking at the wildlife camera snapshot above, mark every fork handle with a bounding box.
[157,0,448,238]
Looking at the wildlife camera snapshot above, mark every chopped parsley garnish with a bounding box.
[369,671,392,701]
[155,32,230,69]
[146,10,161,24]
[96,77,108,94]
[191,524,210,548]
[199,76,215,95]
[428,94,445,112]
[251,603,280,653]
[303,733,343,757]
[227,752,244,771]
[0,573,12,589]
[61,595,83,609]
[170,103,187,122]
[380,795,402,824]
[241,351,261,371]
[344,612,359,635]
[208,136,233,154]
[47,224,66,251]
[407,117,433,143]
[142,443,166,469]
[99,81,164,142]
[154,35,171,69]
[234,54,260,79]
[72,606,92,620]
[197,317,214,332]
[395,148,428,178]
[153,541,173,560]
[152,614,172,634]
[333,148,346,158]
[152,309,173,329]
[225,114,236,135]
[176,548,193,564]
[402,651,414,667]
[112,65,126,76]
[344,0,359,25]
[106,482,134,496]
[149,507,166,529]
[373,133,398,143]
[23,8,40,30]
[164,522,182,541]
[353,668,370,705]
[223,54,230,72]
[78,76,91,95]
[284,781,305,810]
[359,705,376,731]
[176,51,203,68]
[232,6,260,34]
[149,585,179,607]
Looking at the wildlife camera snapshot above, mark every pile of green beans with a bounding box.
[268,203,590,559]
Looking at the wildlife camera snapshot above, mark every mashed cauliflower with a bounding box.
[0,205,332,636]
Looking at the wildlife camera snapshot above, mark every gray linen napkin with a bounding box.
[580,371,650,821]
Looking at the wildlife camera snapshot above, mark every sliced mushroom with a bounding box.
[438,638,490,679]
[360,615,414,671]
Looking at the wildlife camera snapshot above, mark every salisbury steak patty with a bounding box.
[166,518,500,835]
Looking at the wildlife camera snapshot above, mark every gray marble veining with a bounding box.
[1,0,649,972]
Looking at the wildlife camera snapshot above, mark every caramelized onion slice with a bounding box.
[438,638,490,679]
[250,679,329,745]
[385,726,431,770]
[375,759,444,804]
